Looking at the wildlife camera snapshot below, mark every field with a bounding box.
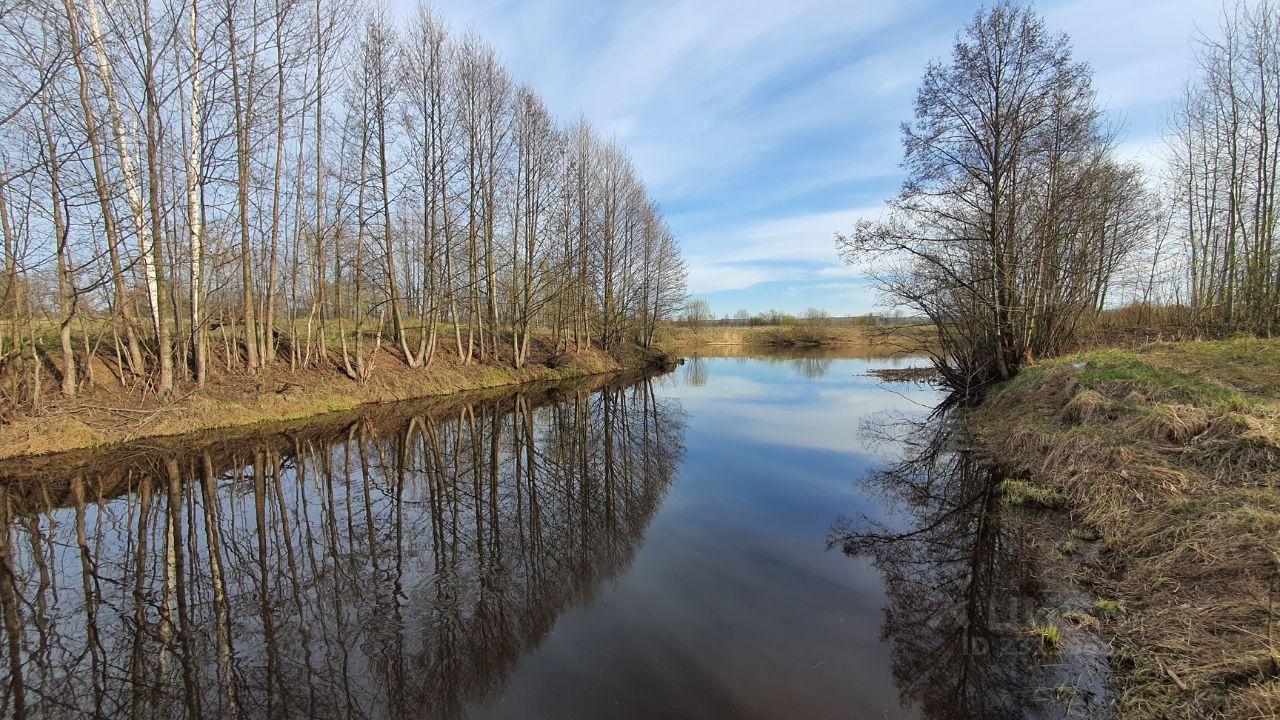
[654,322,936,352]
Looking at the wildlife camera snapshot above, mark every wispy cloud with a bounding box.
[680,205,884,296]
[395,0,1224,313]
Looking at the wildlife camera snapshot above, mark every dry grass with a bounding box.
[654,323,937,352]
[0,368,648,515]
[1136,403,1212,444]
[998,478,1067,509]
[1060,388,1115,424]
[969,337,1280,718]
[867,366,939,383]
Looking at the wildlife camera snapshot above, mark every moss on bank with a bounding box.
[967,337,1280,718]
[0,343,672,460]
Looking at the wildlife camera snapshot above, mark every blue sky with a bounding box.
[403,0,1221,317]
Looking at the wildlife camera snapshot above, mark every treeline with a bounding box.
[682,304,921,328]
[1169,0,1280,333]
[0,0,686,403]
[841,0,1280,395]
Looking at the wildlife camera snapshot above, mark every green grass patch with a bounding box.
[991,363,1044,399]
[1069,348,1245,407]
[1225,505,1280,535]
[997,478,1065,508]
[1057,535,1077,556]
[1141,337,1280,400]
[1088,599,1122,618]
[477,367,512,386]
[1032,623,1061,651]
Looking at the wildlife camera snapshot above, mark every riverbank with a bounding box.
[0,340,670,460]
[0,368,650,511]
[968,337,1280,718]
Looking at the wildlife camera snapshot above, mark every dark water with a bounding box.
[0,351,1107,719]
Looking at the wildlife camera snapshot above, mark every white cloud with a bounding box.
[417,0,926,194]
[694,206,881,263]
[390,0,1219,308]
[685,265,781,295]
[680,205,884,293]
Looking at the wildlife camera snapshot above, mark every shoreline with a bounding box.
[655,324,937,351]
[0,334,926,462]
[0,346,674,461]
[0,368,656,508]
[964,337,1280,717]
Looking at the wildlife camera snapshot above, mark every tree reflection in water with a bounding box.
[0,377,683,719]
[788,356,833,380]
[829,413,1110,720]
[680,352,834,384]
[682,355,709,386]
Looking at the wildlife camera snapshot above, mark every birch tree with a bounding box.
[0,0,686,408]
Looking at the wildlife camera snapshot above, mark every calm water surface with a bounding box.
[0,351,1099,719]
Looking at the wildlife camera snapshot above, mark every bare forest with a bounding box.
[0,0,687,407]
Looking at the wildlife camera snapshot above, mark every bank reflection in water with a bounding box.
[681,352,836,384]
[0,378,684,719]
[829,414,1110,719]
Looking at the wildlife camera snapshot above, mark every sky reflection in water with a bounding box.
[0,352,962,719]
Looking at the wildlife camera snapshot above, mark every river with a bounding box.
[0,350,1110,719]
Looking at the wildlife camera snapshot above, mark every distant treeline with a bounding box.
[0,0,687,405]
[678,304,928,329]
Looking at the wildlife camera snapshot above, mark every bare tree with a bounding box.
[839,1,1145,396]
[1169,1,1280,335]
[184,0,208,386]
[0,0,685,409]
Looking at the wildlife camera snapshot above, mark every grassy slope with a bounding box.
[969,337,1280,718]
[0,342,651,459]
